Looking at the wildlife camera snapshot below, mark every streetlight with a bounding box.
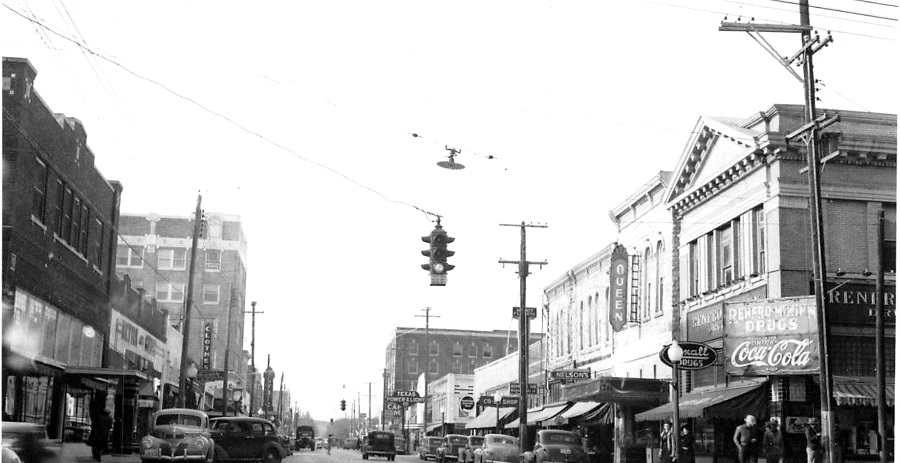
[440,406,446,437]
[186,363,198,409]
[668,340,684,435]
[232,389,243,416]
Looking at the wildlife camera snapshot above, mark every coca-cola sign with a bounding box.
[724,297,820,376]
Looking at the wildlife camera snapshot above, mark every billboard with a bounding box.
[724,297,819,376]
[609,245,629,332]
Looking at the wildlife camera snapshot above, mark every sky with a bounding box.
[1,0,896,421]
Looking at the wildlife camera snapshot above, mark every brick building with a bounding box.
[115,212,249,405]
[2,57,121,438]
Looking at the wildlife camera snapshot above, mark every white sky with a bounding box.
[2,0,896,421]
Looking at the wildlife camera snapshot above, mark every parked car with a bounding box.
[418,436,443,460]
[458,435,484,463]
[209,416,288,463]
[474,434,519,463]
[140,409,214,463]
[1,422,61,463]
[279,434,293,456]
[344,438,360,450]
[394,437,408,455]
[295,425,316,451]
[63,417,91,442]
[437,434,468,463]
[315,437,327,449]
[361,430,397,460]
[523,430,586,463]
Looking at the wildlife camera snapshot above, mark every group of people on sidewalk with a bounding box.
[733,414,828,463]
[659,422,695,463]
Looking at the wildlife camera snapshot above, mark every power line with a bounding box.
[714,0,897,27]
[770,0,898,20]
[2,3,440,223]
[848,0,898,7]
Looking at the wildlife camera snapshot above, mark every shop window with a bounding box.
[788,376,807,402]
[31,158,49,223]
[453,342,463,357]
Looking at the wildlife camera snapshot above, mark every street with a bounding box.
[286,449,420,463]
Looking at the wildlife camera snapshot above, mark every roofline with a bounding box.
[609,171,673,221]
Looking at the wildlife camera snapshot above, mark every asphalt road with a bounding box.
[286,448,420,463]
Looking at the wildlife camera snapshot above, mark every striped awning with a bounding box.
[506,404,569,428]
[833,382,895,407]
[465,407,516,429]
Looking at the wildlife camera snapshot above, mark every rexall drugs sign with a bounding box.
[723,297,819,376]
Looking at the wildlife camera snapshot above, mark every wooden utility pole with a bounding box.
[245,301,264,416]
[875,209,887,463]
[415,308,439,436]
[221,286,235,415]
[278,372,285,426]
[720,5,839,462]
[499,222,547,453]
[177,194,203,408]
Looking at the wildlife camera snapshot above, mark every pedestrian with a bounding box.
[805,421,822,463]
[660,422,676,463]
[89,410,112,462]
[733,415,759,463]
[327,434,332,455]
[764,419,784,463]
[867,427,880,455]
[678,424,695,463]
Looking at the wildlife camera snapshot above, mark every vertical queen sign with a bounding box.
[609,244,628,332]
[724,296,820,376]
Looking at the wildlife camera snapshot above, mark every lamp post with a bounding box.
[233,389,243,416]
[440,406,446,437]
[186,363,198,409]
[668,340,684,436]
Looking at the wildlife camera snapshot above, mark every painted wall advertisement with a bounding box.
[724,297,819,376]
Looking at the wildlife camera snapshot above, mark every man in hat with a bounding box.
[90,410,112,462]
[764,419,785,463]
[734,415,760,463]
[805,420,822,463]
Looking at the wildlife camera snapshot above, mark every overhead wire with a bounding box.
[714,0,897,27]
[847,0,897,7]
[2,3,441,224]
[770,0,898,20]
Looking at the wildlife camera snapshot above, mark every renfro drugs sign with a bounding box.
[723,297,819,376]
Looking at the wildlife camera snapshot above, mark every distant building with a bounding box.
[2,57,122,439]
[115,212,249,397]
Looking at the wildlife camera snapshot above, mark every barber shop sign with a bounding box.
[723,297,820,376]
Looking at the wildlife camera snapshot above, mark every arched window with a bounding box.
[604,288,610,344]
[408,340,418,356]
[453,342,463,357]
[429,341,439,356]
[643,247,652,318]
[588,296,594,346]
[594,292,600,344]
[468,343,477,358]
[656,240,665,314]
[580,301,585,350]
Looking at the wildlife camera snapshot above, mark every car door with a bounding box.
[246,422,268,458]
[211,419,239,459]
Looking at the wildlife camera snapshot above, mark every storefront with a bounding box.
[465,406,516,435]
[561,377,668,463]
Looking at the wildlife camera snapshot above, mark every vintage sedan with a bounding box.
[523,430,586,463]
[419,436,443,460]
[1,422,62,463]
[458,435,484,463]
[210,416,288,463]
[474,434,519,463]
[140,409,214,463]
[437,434,468,463]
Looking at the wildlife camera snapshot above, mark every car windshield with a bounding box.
[156,414,203,427]
[449,437,467,444]
[370,433,392,442]
[542,433,581,445]
[428,438,442,445]
[488,436,517,446]
[470,437,484,445]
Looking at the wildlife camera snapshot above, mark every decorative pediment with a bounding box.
[665,116,765,215]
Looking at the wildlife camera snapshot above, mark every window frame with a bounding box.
[452,342,463,357]
[483,343,493,359]
[117,246,144,268]
[205,249,222,272]
[202,284,220,304]
[31,158,49,223]
[158,248,188,271]
[689,241,700,296]
[156,282,186,302]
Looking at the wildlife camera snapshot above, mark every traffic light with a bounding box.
[421,220,455,286]
[340,399,346,411]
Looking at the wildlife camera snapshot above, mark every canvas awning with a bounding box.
[833,378,895,407]
[583,403,613,424]
[506,404,568,428]
[634,382,766,422]
[504,405,543,429]
[561,401,603,420]
[465,407,516,429]
[65,366,149,380]
[562,377,668,404]
[426,423,442,433]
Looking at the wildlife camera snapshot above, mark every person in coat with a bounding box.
[734,415,759,463]
[806,422,822,463]
[660,422,676,463]
[764,419,785,463]
[90,410,112,462]
[678,424,695,463]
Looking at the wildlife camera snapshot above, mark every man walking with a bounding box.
[764,419,785,463]
[326,434,333,455]
[90,410,112,462]
[806,421,822,463]
[733,415,759,463]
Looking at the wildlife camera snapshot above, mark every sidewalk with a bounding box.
[60,442,140,463]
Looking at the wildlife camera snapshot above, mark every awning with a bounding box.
[2,346,65,377]
[833,379,895,407]
[426,423,442,433]
[65,366,149,380]
[584,403,613,424]
[505,406,542,429]
[465,407,516,429]
[561,401,603,420]
[506,404,568,428]
[562,377,668,404]
[634,382,766,422]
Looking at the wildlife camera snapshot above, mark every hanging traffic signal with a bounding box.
[340,399,346,411]
[421,219,455,286]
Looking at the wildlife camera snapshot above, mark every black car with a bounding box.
[437,434,469,463]
[210,417,289,463]
[295,425,316,451]
[362,430,397,460]
[527,430,587,463]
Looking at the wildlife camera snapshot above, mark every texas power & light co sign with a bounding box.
[724,296,819,376]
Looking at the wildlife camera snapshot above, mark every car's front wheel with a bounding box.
[263,448,281,463]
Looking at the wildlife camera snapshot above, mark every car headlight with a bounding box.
[142,438,154,449]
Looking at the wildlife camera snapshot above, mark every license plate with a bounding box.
[560,449,571,454]
[143,450,160,457]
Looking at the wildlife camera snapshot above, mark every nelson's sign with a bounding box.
[724,297,819,376]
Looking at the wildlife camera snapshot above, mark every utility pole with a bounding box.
[245,301,263,416]
[177,194,203,408]
[368,382,372,431]
[221,286,235,415]
[415,308,439,437]
[382,369,389,430]
[278,372,285,427]
[499,222,547,453]
[720,6,839,463]
[875,209,887,463]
